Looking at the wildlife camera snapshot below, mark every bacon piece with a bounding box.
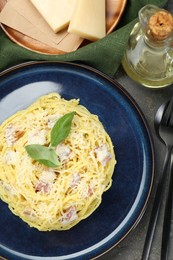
[4,150,19,165]
[88,187,94,197]
[47,114,62,129]
[27,129,47,145]
[55,143,74,162]
[94,144,112,166]
[71,172,81,188]
[35,181,49,193]
[5,124,24,146]
[0,180,18,196]
[61,206,78,225]
[35,171,56,194]
[23,207,36,218]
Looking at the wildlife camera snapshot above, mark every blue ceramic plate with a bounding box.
[0,62,154,260]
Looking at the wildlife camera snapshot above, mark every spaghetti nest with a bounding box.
[0,93,116,231]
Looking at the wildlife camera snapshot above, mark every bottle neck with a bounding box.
[143,32,172,50]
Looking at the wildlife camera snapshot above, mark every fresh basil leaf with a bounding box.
[25,144,61,167]
[50,111,75,147]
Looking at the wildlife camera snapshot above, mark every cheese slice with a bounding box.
[30,0,76,33]
[68,0,106,41]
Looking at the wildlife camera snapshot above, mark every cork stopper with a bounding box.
[148,10,173,41]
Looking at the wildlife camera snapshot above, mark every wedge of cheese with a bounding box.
[68,0,106,41]
[30,0,76,33]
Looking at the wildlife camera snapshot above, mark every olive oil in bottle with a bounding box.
[122,5,173,88]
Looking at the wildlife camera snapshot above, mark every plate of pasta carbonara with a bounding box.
[0,62,154,260]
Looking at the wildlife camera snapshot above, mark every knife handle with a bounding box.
[141,147,172,260]
[161,151,173,260]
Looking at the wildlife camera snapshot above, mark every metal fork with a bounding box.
[142,96,173,260]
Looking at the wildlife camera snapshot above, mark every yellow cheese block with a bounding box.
[68,0,106,41]
[30,0,76,33]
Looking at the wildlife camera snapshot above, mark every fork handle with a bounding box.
[161,151,173,260]
[142,147,172,260]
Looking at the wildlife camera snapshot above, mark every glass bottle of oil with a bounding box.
[122,5,173,88]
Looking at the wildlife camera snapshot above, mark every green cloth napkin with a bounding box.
[0,0,168,77]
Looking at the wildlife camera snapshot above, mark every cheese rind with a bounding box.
[30,0,76,33]
[68,0,106,41]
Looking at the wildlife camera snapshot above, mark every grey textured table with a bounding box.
[99,1,173,260]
